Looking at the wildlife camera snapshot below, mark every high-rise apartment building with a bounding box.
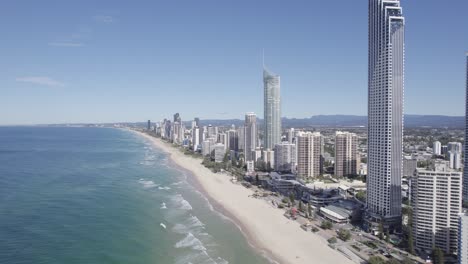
[192,127,200,151]
[464,52,468,201]
[274,142,296,173]
[449,150,462,170]
[334,131,358,177]
[412,165,462,254]
[147,120,151,130]
[244,113,257,161]
[367,0,405,230]
[459,214,468,264]
[263,68,281,150]
[403,156,417,177]
[296,132,322,178]
[433,141,442,155]
[227,129,239,151]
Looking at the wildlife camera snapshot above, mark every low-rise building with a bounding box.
[320,199,363,224]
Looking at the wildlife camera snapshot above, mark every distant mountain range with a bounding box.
[194,115,465,128]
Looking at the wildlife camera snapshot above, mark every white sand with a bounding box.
[136,131,354,264]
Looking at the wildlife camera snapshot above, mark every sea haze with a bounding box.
[0,127,269,264]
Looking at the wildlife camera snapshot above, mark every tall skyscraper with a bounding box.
[244,113,257,161]
[147,120,151,130]
[296,132,322,178]
[263,68,281,150]
[464,52,468,201]
[412,164,462,254]
[367,0,405,230]
[334,131,358,177]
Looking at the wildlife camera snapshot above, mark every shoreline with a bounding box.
[133,130,354,264]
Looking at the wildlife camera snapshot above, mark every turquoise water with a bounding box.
[0,127,269,264]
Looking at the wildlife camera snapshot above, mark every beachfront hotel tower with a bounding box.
[263,67,281,150]
[464,52,468,202]
[244,113,257,162]
[366,0,405,231]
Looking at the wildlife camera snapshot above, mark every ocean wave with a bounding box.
[158,186,171,190]
[174,251,228,264]
[175,233,206,251]
[172,215,205,234]
[171,194,193,210]
[161,202,167,209]
[138,179,158,189]
[171,180,185,186]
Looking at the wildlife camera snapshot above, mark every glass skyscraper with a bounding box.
[366,0,405,231]
[263,68,281,150]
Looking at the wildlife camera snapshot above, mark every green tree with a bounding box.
[378,222,384,240]
[337,229,351,241]
[356,191,366,202]
[385,229,390,243]
[368,256,385,264]
[298,201,304,212]
[408,229,415,255]
[327,237,337,244]
[308,203,313,217]
[321,220,333,230]
[289,193,295,206]
[432,247,444,264]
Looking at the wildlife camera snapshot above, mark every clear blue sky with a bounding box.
[1,0,467,124]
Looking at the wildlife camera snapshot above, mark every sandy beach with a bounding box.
[135,130,354,264]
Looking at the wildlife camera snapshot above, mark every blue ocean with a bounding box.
[0,127,269,264]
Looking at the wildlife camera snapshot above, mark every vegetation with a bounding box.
[320,220,333,230]
[307,203,313,217]
[351,244,361,252]
[311,227,319,233]
[356,190,366,202]
[363,241,378,249]
[378,222,384,240]
[289,193,296,206]
[327,237,337,244]
[368,256,385,264]
[337,229,351,241]
[432,247,444,264]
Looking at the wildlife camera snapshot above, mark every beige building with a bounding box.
[334,131,358,177]
[296,132,322,178]
[412,163,462,254]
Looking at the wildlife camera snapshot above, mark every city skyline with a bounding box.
[1,1,468,125]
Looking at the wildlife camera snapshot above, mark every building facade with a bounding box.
[263,68,281,150]
[464,52,468,201]
[367,0,405,230]
[274,142,296,173]
[433,141,442,155]
[412,168,462,254]
[459,214,468,264]
[244,113,257,161]
[403,156,417,177]
[334,131,358,177]
[296,132,322,178]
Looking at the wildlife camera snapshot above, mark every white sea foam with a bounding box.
[171,194,193,210]
[138,179,158,189]
[180,199,193,210]
[160,202,167,209]
[158,186,171,190]
[171,180,184,186]
[173,216,205,234]
[160,223,166,229]
[175,233,206,251]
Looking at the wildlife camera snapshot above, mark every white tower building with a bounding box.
[366,0,405,230]
[263,67,281,150]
